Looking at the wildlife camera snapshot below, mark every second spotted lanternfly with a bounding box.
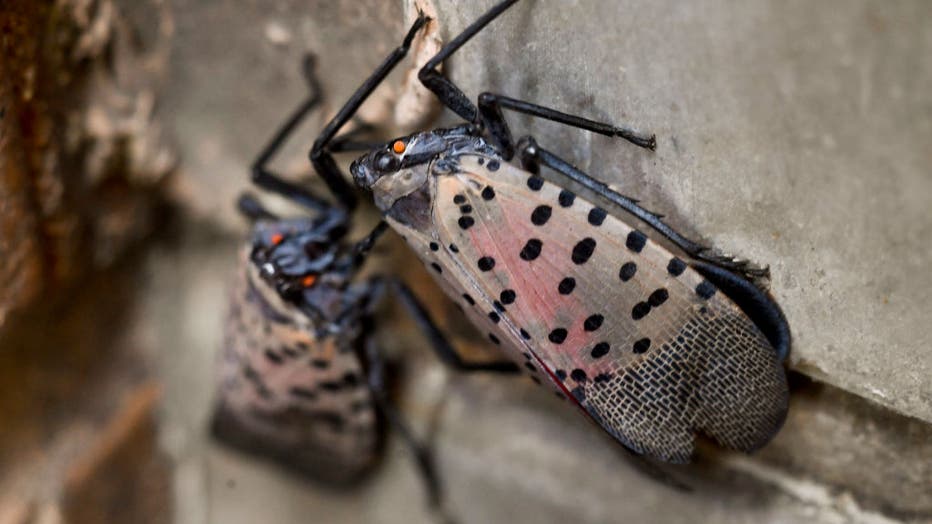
[291,0,792,463]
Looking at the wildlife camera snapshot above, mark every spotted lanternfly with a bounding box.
[212,198,386,483]
[294,0,791,463]
[209,56,521,503]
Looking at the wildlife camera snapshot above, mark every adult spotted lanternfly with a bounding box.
[211,56,517,503]
[297,0,791,463]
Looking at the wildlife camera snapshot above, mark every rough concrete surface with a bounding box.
[147,0,931,522]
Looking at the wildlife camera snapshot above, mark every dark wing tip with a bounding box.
[579,307,789,462]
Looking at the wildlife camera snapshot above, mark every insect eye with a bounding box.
[375,151,399,172]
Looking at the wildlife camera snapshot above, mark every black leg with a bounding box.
[310,15,431,211]
[251,54,335,212]
[350,221,390,269]
[364,337,443,509]
[392,280,520,374]
[478,92,656,159]
[327,139,387,154]
[515,136,540,174]
[418,0,520,123]
[326,120,385,153]
[236,192,278,221]
[519,136,766,278]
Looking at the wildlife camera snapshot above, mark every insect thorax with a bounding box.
[370,133,500,229]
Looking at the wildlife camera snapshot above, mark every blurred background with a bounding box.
[1,1,930,523]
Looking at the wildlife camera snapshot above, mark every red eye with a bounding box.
[271,233,284,245]
[392,140,406,154]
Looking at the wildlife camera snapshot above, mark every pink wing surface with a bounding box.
[391,155,787,462]
[213,248,380,481]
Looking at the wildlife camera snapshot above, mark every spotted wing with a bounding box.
[398,155,787,462]
[213,248,380,481]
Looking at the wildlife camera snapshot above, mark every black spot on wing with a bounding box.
[632,302,651,320]
[696,281,716,299]
[531,205,552,226]
[619,261,637,282]
[584,314,604,332]
[343,372,359,387]
[478,257,495,271]
[290,387,316,400]
[588,207,607,226]
[558,190,576,207]
[548,328,568,344]
[626,230,647,253]
[572,238,597,264]
[667,257,686,276]
[558,277,576,295]
[594,373,611,383]
[590,342,610,358]
[632,338,652,354]
[520,239,542,261]
[648,288,669,307]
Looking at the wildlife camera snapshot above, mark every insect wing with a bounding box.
[392,155,787,462]
[214,247,381,481]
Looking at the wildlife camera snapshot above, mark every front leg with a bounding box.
[310,15,431,211]
[417,0,520,123]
